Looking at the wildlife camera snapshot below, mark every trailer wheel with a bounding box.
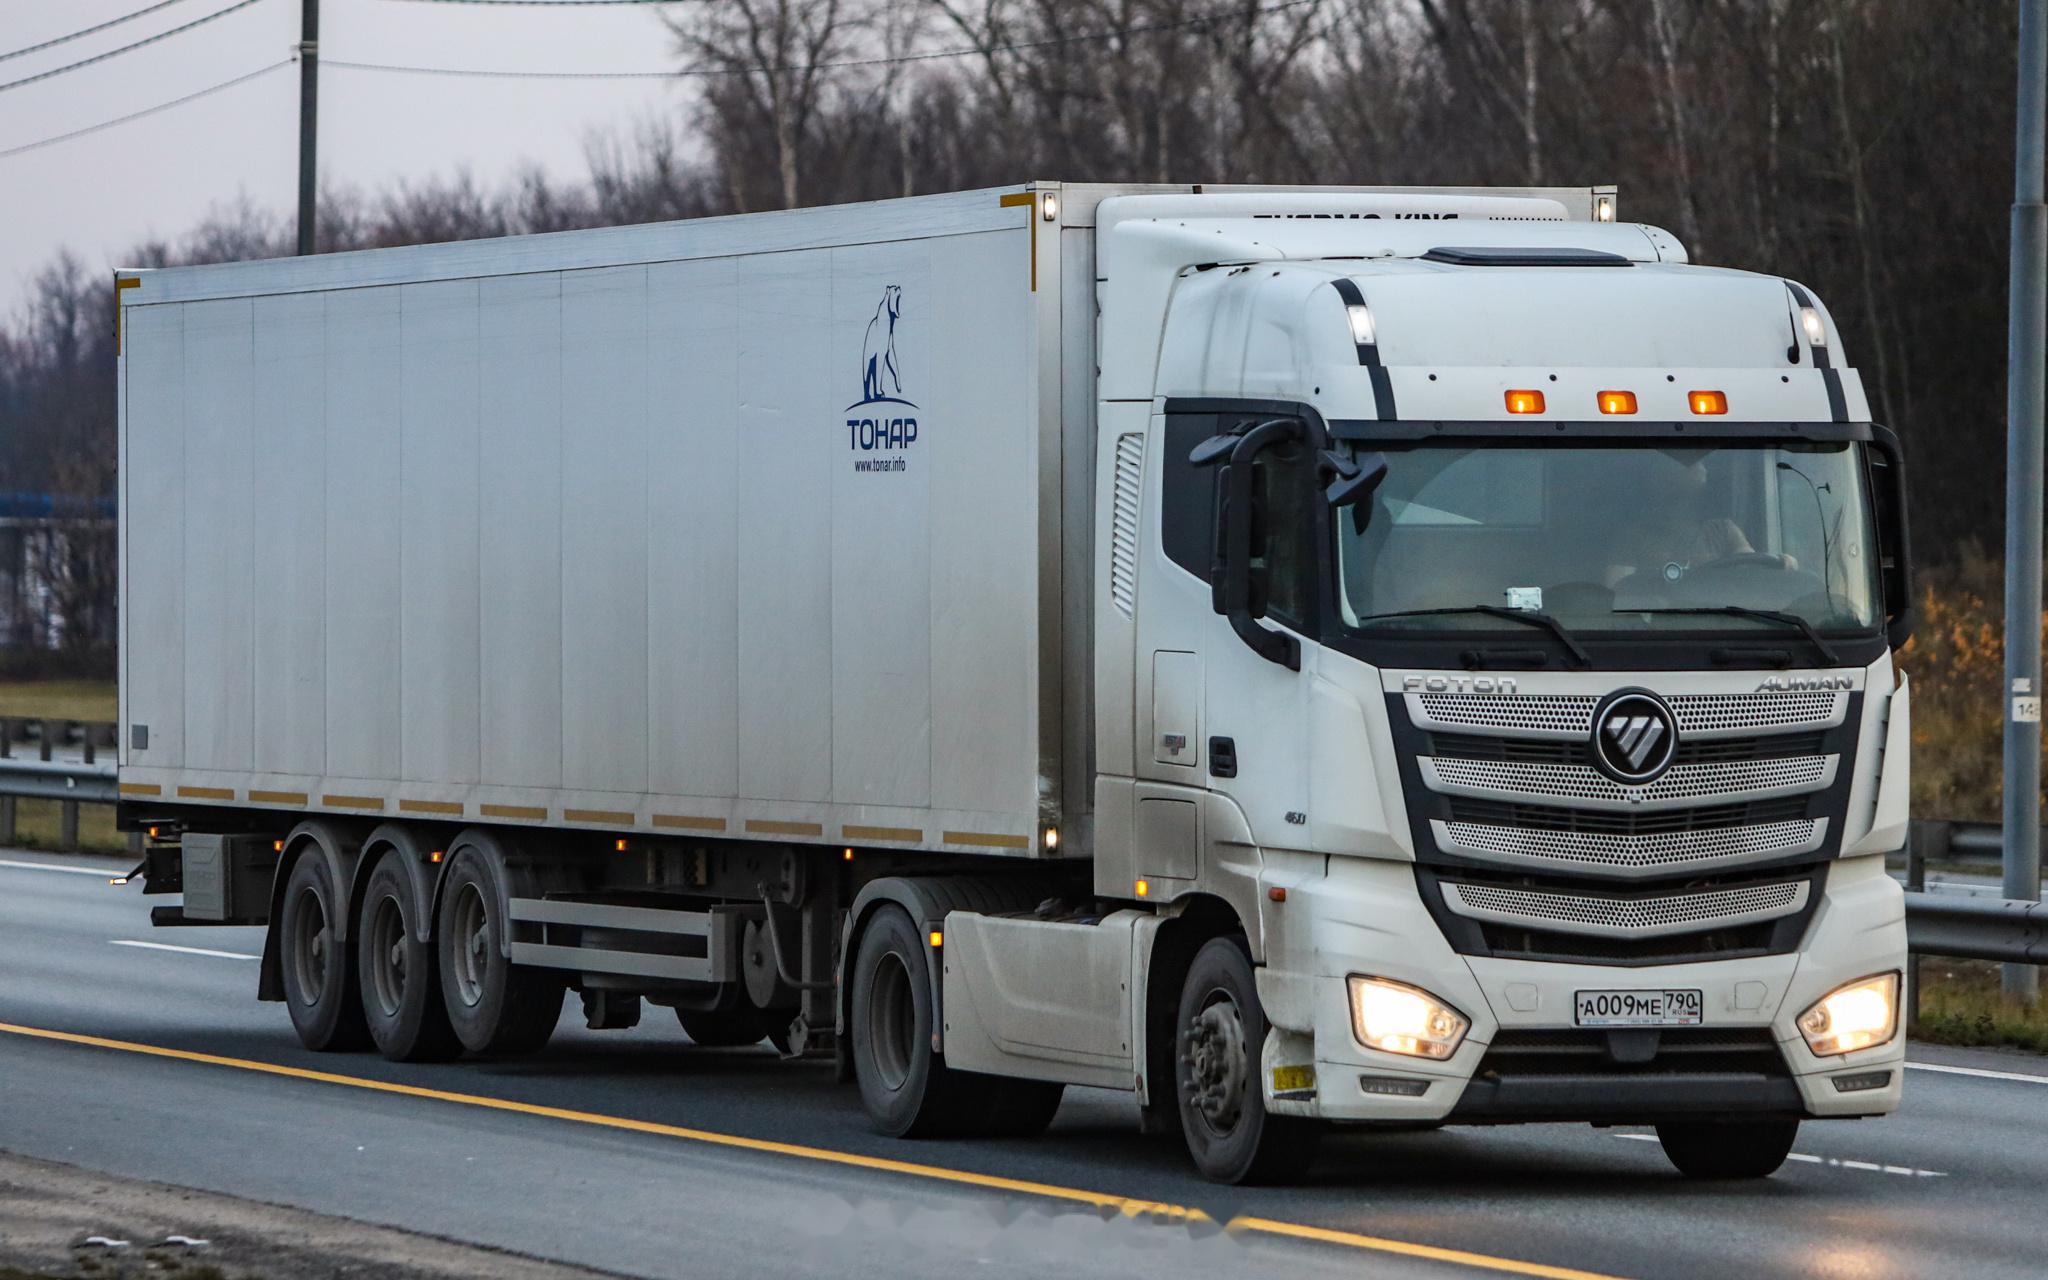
[1174,936,1320,1184]
[356,852,460,1062]
[435,847,564,1056]
[1655,1118,1800,1179]
[278,853,371,1052]
[676,1008,769,1048]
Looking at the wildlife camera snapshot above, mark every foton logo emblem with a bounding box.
[1401,675,1518,694]
[1591,691,1678,786]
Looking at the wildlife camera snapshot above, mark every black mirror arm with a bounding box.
[1871,425,1914,649]
[1223,419,1303,671]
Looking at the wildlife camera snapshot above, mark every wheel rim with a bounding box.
[1184,987,1249,1136]
[867,950,916,1092]
[450,881,490,1009]
[288,884,330,1008]
[366,891,408,1019]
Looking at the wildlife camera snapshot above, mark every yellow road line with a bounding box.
[0,1021,1625,1279]
[1229,1217,1624,1280]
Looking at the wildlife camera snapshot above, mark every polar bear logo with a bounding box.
[860,285,906,404]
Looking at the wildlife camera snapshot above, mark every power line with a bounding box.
[0,0,200,64]
[0,57,293,160]
[0,0,269,96]
[328,0,1316,80]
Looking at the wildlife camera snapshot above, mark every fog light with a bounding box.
[1347,976,1468,1060]
[1359,1074,1431,1097]
[1798,972,1898,1057]
[1831,1070,1893,1093]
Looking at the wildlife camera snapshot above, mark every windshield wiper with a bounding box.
[1621,606,1841,665]
[1356,606,1591,667]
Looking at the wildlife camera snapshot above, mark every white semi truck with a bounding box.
[116,182,1914,1184]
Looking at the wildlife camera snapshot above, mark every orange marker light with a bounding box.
[273,839,284,853]
[1268,886,1288,903]
[843,847,855,861]
[1689,389,1729,415]
[430,850,444,864]
[615,838,628,852]
[1504,389,1546,415]
[1135,879,1151,898]
[1597,390,1638,415]
[928,930,944,948]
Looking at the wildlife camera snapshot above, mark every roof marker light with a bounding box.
[1598,390,1638,415]
[1690,390,1729,415]
[1345,303,1376,346]
[1041,192,1059,222]
[1594,194,1617,223]
[1799,306,1827,346]
[1505,389,1546,415]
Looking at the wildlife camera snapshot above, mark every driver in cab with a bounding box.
[1601,458,1791,591]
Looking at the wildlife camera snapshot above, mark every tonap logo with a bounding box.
[846,286,918,473]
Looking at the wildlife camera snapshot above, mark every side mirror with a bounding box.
[1868,426,1913,649]
[1204,418,1303,670]
[1320,449,1387,532]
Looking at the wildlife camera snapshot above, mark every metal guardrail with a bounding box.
[1904,891,2048,964]
[0,756,122,851]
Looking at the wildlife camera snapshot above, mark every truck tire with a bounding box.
[1655,1118,1800,1179]
[676,1007,769,1047]
[1174,936,1320,1184]
[850,905,988,1136]
[278,852,371,1053]
[435,847,564,1056]
[356,852,460,1062]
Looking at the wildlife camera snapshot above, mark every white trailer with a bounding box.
[118,182,1915,1183]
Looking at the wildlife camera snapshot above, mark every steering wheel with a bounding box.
[1687,552,1791,576]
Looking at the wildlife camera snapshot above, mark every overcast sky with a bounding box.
[0,0,688,318]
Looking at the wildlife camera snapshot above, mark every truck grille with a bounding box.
[1424,755,1834,810]
[1443,878,1808,938]
[1477,1028,1788,1079]
[1434,816,1826,875]
[1410,690,1845,739]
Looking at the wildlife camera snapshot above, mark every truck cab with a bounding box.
[1028,191,1912,1181]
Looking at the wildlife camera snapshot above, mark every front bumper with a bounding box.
[1256,855,1907,1125]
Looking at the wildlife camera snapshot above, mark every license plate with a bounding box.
[1574,989,1704,1027]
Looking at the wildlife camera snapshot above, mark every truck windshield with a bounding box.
[1334,441,1883,636]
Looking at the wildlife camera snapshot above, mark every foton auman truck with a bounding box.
[116,182,1914,1184]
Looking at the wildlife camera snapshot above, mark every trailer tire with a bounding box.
[1174,936,1320,1185]
[278,852,371,1053]
[356,852,461,1062]
[435,847,564,1057]
[851,905,990,1137]
[676,1008,769,1048]
[1655,1118,1800,1179]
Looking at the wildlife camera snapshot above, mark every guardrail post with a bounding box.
[36,718,50,763]
[0,796,14,846]
[59,801,79,852]
[0,717,11,759]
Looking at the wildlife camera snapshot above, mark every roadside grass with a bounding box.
[1913,959,2048,1053]
[4,799,127,857]
[0,678,117,724]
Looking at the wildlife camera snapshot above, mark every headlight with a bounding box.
[1797,972,1899,1057]
[1347,976,1469,1060]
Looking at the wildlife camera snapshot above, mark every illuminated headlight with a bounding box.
[1345,303,1376,346]
[1347,976,1468,1060]
[1798,972,1899,1057]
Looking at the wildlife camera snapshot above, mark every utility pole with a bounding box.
[2003,0,2046,1004]
[296,0,319,256]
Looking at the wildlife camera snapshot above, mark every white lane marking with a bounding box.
[0,857,125,877]
[1906,1060,2048,1085]
[108,940,258,961]
[1610,1132,1946,1177]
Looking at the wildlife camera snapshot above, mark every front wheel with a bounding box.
[1174,936,1320,1184]
[1656,1118,1800,1179]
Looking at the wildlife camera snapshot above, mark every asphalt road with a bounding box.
[4,849,2046,1280]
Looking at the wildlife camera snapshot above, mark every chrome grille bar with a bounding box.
[1432,817,1829,878]
[1420,755,1837,812]
[1443,879,1810,939]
